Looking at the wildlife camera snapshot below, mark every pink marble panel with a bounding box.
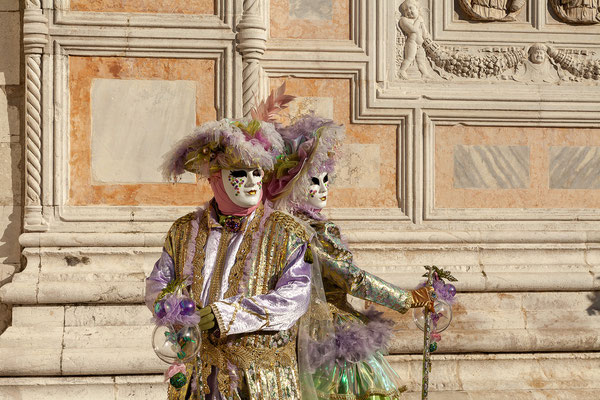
[69,56,216,206]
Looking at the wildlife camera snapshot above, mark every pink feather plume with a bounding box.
[251,82,295,123]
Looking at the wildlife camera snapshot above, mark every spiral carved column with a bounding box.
[23,0,48,231]
[237,0,267,117]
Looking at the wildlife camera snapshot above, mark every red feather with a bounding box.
[251,82,295,123]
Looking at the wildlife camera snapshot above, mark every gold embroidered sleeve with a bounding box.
[314,221,413,314]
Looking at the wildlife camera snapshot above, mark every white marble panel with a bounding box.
[0,12,20,85]
[454,145,530,189]
[550,146,600,189]
[335,143,380,189]
[91,79,197,184]
[289,96,334,121]
[289,0,333,20]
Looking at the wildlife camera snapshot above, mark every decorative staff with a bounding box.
[414,265,457,399]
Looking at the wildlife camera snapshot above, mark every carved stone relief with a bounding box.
[396,2,600,83]
[550,0,600,24]
[396,0,435,79]
[457,0,526,22]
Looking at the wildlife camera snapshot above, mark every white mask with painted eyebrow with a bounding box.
[305,172,329,209]
[221,168,263,209]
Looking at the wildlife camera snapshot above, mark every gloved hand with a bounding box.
[410,286,435,313]
[198,305,216,331]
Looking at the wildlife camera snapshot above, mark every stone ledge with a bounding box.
[400,389,600,399]
[0,376,167,399]
[389,353,600,393]
[2,244,599,305]
[18,229,600,247]
[0,358,599,399]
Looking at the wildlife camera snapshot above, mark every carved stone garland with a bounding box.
[23,0,48,231]
[237,0,267,117]
[418,40,600,82]
[423,39,525,79]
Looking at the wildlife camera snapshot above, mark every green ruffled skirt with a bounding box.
[311,310,406,399]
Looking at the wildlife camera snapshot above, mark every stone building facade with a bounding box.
[0,0,599,398]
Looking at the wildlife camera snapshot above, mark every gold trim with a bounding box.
[207,230,233,304]
[269,211,310,242]
[223,204,264,299]
[191,208,210,307]
[171,212,196,278]
[210,303,227,334]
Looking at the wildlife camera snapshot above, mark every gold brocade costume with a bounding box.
[162,205,310,400]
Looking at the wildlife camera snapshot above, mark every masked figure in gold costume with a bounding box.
[266,114,435,399]
[146,92,313,399]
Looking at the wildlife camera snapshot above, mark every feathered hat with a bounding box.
[266,114,345,205]
[161,84,294,181]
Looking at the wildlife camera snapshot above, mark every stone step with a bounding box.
[1,353,599,399]
[3,237,600,305]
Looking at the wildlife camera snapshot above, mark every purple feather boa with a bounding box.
[306,308,395,369]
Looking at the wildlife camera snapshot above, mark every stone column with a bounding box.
[23,0,48,231]
[237,0,267,117]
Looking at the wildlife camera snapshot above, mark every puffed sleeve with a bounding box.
[210,243,312,336]
[315,221,413,314]
[144,250,175,311]
[144,222,179,311]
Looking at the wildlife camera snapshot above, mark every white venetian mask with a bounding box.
[305,172,329,209]
[221,168,263,208]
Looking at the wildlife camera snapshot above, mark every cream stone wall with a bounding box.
[1,0,600,399]
[0,0,21,338]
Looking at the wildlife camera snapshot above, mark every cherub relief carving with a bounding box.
[512,43,561,83]
[550,0,600,24]
[397,0,434,79]
[457,0,527,21]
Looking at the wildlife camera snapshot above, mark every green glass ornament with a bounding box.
[429,342,438,352]
[170,372,187,389]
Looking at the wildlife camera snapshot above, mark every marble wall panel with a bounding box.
[435,126,600,209]
[69,57,217,206]
[288,97,334,120]
[289,0,332,20]
[271,78,397,208]
[91,79,196,184]
[453,145,529,189]
[270,0,349,39]
[69,0,215,15]
[336,144,381,189]
[0,12,20,85]
[550,146,600,189]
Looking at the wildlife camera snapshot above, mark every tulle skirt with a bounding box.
[310,308,406,399]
